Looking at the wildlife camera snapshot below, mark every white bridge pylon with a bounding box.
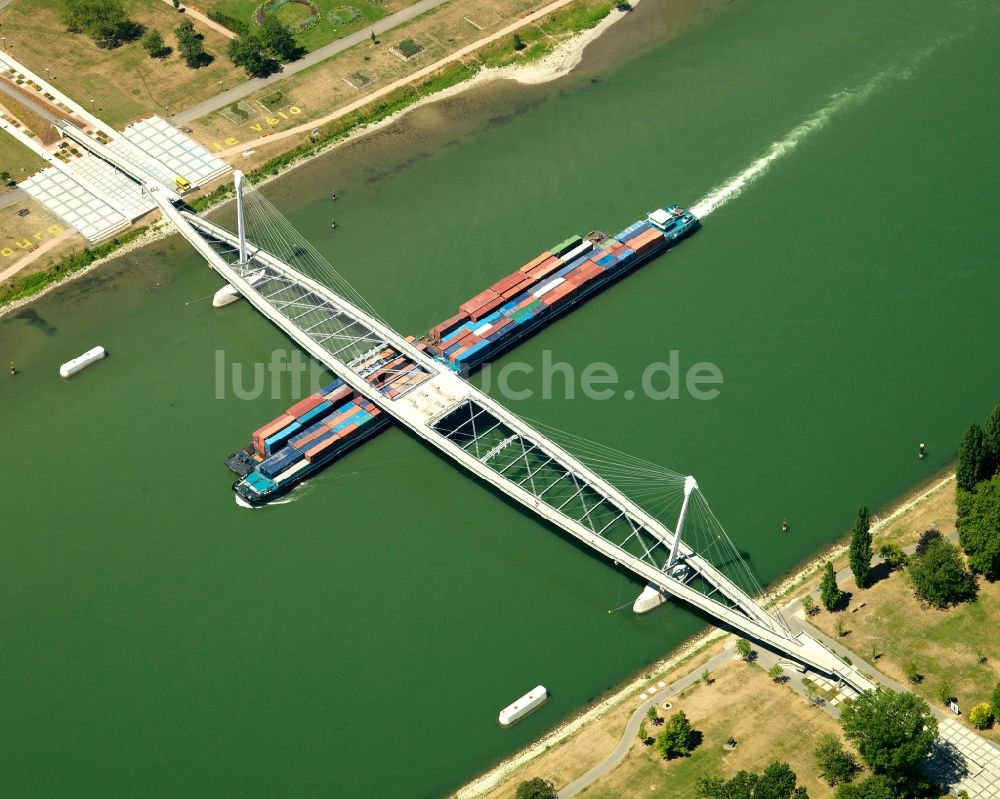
[66,138,871,691]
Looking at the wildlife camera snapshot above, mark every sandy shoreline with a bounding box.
[0,5,631,320]
[449,470,957,798]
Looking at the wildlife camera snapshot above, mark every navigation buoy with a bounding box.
[9,362,16,376]
[781,518,789,533]
[331,219,337,229]
[331,191,337,200]
[918,442,926,459]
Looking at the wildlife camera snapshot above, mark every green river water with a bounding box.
[2,0,1000,796]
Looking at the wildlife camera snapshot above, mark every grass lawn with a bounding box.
[0,0,245,127]
[0,134,46,191]
[188,0,610,147]
[578,662,843,799]
[800,478,1000,743]
[199,0,423,53]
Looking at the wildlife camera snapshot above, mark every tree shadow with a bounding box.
[866,560,896,587]
[689,730,703,751]
[923,739,970,789]
[833,591,853,612]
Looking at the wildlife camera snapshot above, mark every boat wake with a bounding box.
[690,40,952,219]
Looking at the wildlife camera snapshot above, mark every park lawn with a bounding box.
[0,134,45,190]
[198,0,423,53]
[188,0,606,147]
[810,563,1000,744]
[0,0,245,127]
[579,661,842,799]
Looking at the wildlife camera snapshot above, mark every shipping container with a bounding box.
[532,276,566,297]
[429,312,469,343]
[286,394,326,419]
[460,288,501,317]
[272,458,310,484]
[297,399,334,426]
[319,378,345,395]
[525,255,563,281]
[549,235,583,258]
[518,251,552,274]
[259,446,304,479]
[264,421,304,456]
[558,240,594,263]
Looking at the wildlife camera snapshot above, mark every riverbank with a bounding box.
[451,469,958,798]
[0,0,630,317]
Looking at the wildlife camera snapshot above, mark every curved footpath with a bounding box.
[556,509,1000,799]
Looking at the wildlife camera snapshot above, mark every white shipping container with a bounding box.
[532,277,565,298]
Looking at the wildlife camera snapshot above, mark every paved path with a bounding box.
[559,644,738,798]
[0,228,75,284]
[0,187,27,210]
[159,0,237,41]
[559,516,1000,799]
[215,0,598,158]
[172,0,454,124]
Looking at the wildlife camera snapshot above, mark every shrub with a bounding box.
[969,703,994,729]
[877,541,907,570]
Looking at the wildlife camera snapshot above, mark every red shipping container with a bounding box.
[286,393,327,419]
[518,251,551,274]
[468,294,505,322]
[460,288,501,317]
[491,270,531,295]
[501,277,537,300]
[304,433,341,462]
[526,255,562,281]
[430,311,469,343]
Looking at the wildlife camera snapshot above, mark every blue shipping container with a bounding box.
[259,447,304,478]
[297,399,333,426]
[264,421,303,455]
[319,378,345,395]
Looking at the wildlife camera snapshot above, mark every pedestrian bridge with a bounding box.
[67,127,876,691]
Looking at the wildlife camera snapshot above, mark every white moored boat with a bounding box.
[59,346,107,378]
[498,685,548,727]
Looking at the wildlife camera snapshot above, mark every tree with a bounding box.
[695,762,808,799]
[655,710,696,759]
[834,775,896,799]
[701,668,711,685]
[969,703,994,730]
[907,535,977,608]
[768,663,784,681]
[877,541,907,570]
[172,0,180,8]
[814,733,860,786]
[258,16,301,61]
[175,18,209,68]
[515,777,557,799]
[820,561,843,611]
[937,680,952,705]
[513,32,525,51]
[0,170,12,185]
[840,688,937,792]
[59,0,140,48]
[984,404,1000,478]
[646,705,659,724]
[637,720,648,743]
[142,29,168,58]
[957,472,1000,579]
[801,594,815,615]
[736,638,753,661]
[992,681,1000,712]
[835,619,846,638]
[957,422,986,491]
[228,34,272,76]
[915,528,941,555]
[849,505,873,588]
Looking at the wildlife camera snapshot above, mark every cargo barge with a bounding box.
[225,204,698,504]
